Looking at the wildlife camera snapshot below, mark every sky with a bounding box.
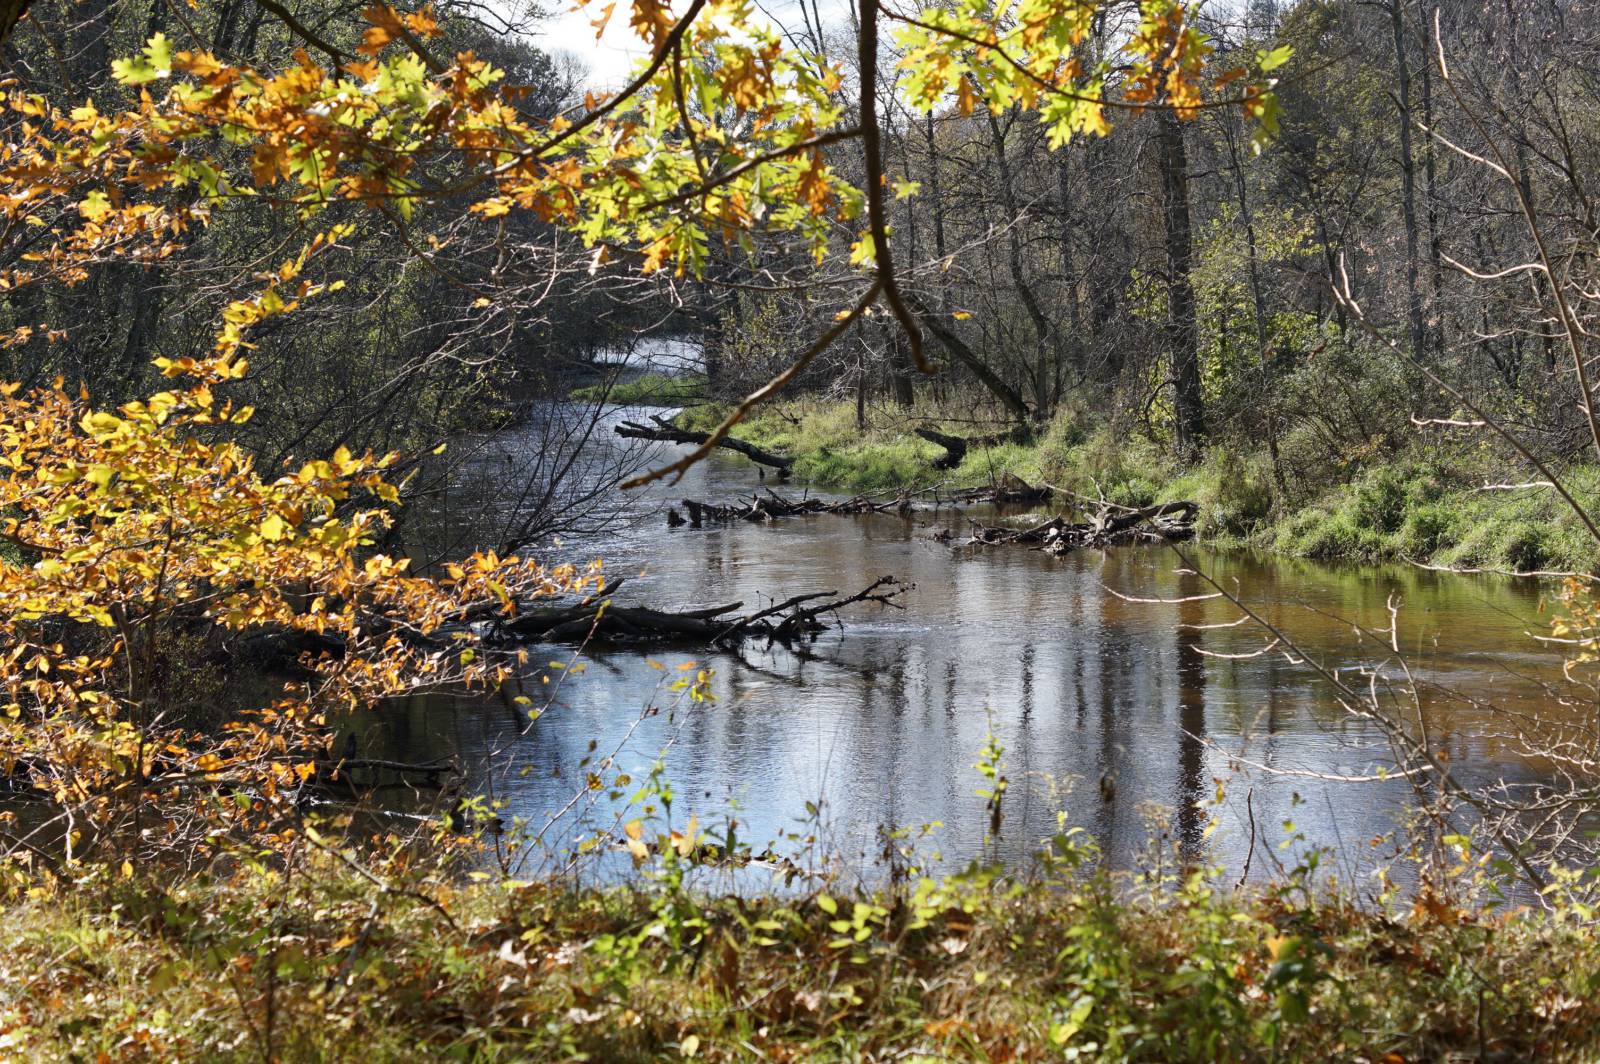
[540,0,652,88]
[531,0,1271,93]
[535,0,851,89]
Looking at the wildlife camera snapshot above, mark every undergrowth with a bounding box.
[2,833,1597,1062]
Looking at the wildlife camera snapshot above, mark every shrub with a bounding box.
[1399,503,1459,559]
[1501,521,1554,573]
[1175,449,1276,537]
[1349,466,1408,535]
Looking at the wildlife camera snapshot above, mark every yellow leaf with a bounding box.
[672,814,698,857]
[957,76,978,116]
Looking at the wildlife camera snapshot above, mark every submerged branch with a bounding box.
[497,577,908,646]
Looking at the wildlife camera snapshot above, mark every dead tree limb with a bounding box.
[672,478,1050,528]
[677,489,913,526]
[497,578,908,645]
[944,473,1052,505]
[968,501,1199,554]
[913,426,1021,470]
[616,415,793,471]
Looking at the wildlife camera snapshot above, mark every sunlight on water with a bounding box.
[376,407,1576,887]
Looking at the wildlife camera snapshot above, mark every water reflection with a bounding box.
[1174,568,1207,864]
[371,425,1575,886]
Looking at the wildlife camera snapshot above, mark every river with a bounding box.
[374,400,1583,888]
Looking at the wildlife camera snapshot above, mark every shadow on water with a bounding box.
[371,404,1580,887]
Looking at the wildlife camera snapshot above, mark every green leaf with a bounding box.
[1257,45,1293,73]
[145,33,174,77]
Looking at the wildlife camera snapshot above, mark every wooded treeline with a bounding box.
[701,0,1600,505]
[0,0,695,555]
[3,0,1598,536]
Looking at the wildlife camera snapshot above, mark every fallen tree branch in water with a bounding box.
[669,477,1053,527]
[496,576,908,645]
[615,415,794,471]
[673,489,913,526]
[967,500,1199,553]
[1400,555,1591,580]
[941,474,1053,506]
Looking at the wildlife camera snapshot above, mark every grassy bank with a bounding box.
[4,845,1598,1061]
[678,399,1600,574]
[571,373,710,406]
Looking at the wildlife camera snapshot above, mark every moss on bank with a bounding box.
[4,851,1598,1062]
[677,399,1600,574]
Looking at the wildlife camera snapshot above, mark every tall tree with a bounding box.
[1157,108,1206,456]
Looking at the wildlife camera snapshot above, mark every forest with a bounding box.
[3,0,1600,1060]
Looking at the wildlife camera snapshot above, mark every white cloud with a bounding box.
[539,0,652,90]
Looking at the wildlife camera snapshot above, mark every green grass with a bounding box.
[674,396,1600,573]
[1267,463,1600,573]
[571,373,709,406]
[4,843,1599,1062]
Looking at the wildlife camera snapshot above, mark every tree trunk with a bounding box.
[984,107,1062,422]
[908,295,1034,432]
[888,329,915,408]
[1417,15,1443,356]
[1156,110,1205,457]
[1056,148,1083,398]
[1222,111,1286,496]
[73,0,114,89]
[0,0,32,49]
[1389,0,1426,359]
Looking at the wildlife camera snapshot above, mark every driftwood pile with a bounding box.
[496,576,907,645]
[670,489,913,527]
[968,500,1199,554]
[943,473,1052,506]
[668,476,1054,528]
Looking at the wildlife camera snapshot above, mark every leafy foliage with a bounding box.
[0,231,586,867]
[3,827,1599,1061]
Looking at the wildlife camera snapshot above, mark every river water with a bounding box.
[374,402,1584,887]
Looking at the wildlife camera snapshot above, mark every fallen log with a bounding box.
[616,414,793,472]
[676,489,912,527]
[672,476,1054,529]
[497,576,908,645]
[914,426,1022,470]
[967,500,1199,554]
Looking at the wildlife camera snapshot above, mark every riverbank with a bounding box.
[4,845,1597,1061]
[674,399,1600,575]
